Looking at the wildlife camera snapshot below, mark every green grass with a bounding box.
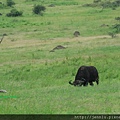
[0,0,120,114]
[0,0,120,39]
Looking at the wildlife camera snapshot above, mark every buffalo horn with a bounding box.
[69,80,74,85]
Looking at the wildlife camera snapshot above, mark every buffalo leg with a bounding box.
[89,82,94,86]
[83,82,88,86]
[96,79,99,85]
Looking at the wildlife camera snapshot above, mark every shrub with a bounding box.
[93,0,101,3]
[108,32,116,38]
[112,24,120,33]
[6,0,15,7]
[83,0,120,10]
[33,5,46,15]
[115,17,120,22]
[6,9,23,17]
[0,2,5,8]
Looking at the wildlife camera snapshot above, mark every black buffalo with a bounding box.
[69,66,99,86]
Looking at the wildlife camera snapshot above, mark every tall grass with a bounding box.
[0,36,120,114]
[0,0,120,114]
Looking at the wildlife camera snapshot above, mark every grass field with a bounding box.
[0,0,120,114]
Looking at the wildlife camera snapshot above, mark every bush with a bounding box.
[6,9,23,17]
[115,17,120,22]
[0,2,5,9]
[112,24,120,33]
[33,5,46,15]
[93,0,101,3]
[108,32,116,38]
[83,0,120,10]
[6,0,15,7]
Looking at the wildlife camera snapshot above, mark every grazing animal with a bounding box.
[69,66,99,86]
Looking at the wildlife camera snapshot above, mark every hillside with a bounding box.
[0,0,120,114]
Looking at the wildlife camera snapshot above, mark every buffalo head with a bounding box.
[69,78,86,86]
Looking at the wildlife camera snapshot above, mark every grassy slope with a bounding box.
[0,0,120,114]
[0,0,120,39]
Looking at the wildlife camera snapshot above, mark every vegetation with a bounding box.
[0,0,119,114]
[83,0,120,10]
[0,2,5,9]
[6,8,23,17]
[115,16,120,22]
[33,5,46,15]
[108,16,120,38]
[108,32,116,38]
[6,0,15,7]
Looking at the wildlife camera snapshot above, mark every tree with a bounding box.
[33,5,46,15]
[6,0,15,7]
